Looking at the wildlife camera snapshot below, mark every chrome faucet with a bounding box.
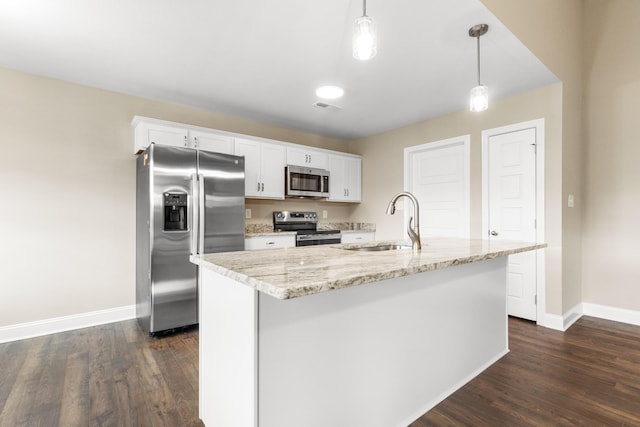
[386,192,422,251]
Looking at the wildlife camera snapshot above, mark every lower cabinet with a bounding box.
[245,234,296,250]
[340,232,375,244]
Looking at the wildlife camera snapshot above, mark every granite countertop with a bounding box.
[245,231,297,237]
[191,238,546,300]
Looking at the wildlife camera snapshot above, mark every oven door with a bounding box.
[286,165,329,198]
[296,233,342,247]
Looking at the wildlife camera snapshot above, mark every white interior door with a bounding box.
[405,136,470,238]
[486,128,537,321]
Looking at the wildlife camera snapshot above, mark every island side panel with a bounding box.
[199,268,257,427]
[257,257,509,427]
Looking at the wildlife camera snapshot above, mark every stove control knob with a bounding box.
[312,213,317,218]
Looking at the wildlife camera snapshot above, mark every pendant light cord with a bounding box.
[363,0,367,17]
[476,36,481,86]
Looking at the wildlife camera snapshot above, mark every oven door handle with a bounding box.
[296,234,342,241]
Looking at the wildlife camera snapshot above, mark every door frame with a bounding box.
[404,135,471,238]
[481,119,546,324]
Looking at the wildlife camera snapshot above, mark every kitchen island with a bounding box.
[191,238,545,427]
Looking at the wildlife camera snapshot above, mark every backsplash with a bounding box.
[245,199,355,223]
[243,199,375,234]
[318,222,376,232]
[246,222,375,234]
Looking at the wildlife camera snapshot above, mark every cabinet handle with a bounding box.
[184,135,188,147]
[266,241,275,245]
[257,182,261,191]
[194,136,199,148]
[261,182,265,191]
[309,154,312,163]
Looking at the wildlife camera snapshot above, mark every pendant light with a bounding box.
[353,0,377,60]
[469,24,489,112]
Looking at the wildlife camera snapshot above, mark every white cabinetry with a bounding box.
[328,154,362,202]
[340,231,375,244]
[245,234,295,250]
[287,147,327,169]
[133,117,233,155]
[190,130,234,154]
[132,117,362,203]
[134,121,189,153]
[234,138,285,199]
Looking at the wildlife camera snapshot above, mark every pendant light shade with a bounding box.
[353,0,377,60]
[469,24,489,112]
[470,85,489,112]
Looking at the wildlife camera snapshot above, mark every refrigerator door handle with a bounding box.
[198,173,206,255]
[190,173,199,255]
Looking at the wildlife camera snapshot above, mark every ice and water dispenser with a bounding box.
[163,193,188,231]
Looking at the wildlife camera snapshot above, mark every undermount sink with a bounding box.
[342,243,412,252]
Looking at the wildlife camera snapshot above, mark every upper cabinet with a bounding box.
[132,116,362,202]
[286,146,327,169]
[134,120,189,152]
[234,138,285,199]
[190,130,234,154]
[132,117,233,155]
[328,154,362,202]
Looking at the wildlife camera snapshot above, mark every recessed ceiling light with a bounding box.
[315,85,344,100]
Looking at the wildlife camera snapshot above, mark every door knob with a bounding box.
[490,230,499,236]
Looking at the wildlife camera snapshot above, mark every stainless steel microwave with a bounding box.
[285,165,329,198]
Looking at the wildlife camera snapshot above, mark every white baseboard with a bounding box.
[3,303,637,344]
[538,303,582,331]
[0,305,136,344]
[538,312,565,331]
[582,303,640,326]
[538,303,640,332]
[563,303,583,330]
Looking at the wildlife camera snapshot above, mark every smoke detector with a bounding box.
[312,101,341,111]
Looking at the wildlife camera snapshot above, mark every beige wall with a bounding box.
[349,84,562,312]
[246,199,355,225]
[3,0,638,329]
[582,0,640,311]
[0,67,349,328]
[481,0,584,316]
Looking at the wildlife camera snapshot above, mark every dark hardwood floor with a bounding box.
[0,316,639,426]
[412,316,640,426]
[0,321,202,427]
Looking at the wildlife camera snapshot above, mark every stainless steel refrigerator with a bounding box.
[136,144,245,334]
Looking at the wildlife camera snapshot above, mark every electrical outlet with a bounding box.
[245,208,252,219]
[322,210,328,219]
[568,194,574,208]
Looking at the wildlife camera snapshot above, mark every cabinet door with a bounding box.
[245,235,295,250]
[191,130,234,154]
[341,232,374,244]
[234,138,261,197]
[287,147,327,169]
[328,154,361,202]
[146,123,190,149]
[328,155,347,201]
[260,143,286,199]
[344,157,362,202]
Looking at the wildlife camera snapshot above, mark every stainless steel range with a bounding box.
[273,211,341,246]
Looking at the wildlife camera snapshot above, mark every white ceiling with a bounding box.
[0,0,558,140]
